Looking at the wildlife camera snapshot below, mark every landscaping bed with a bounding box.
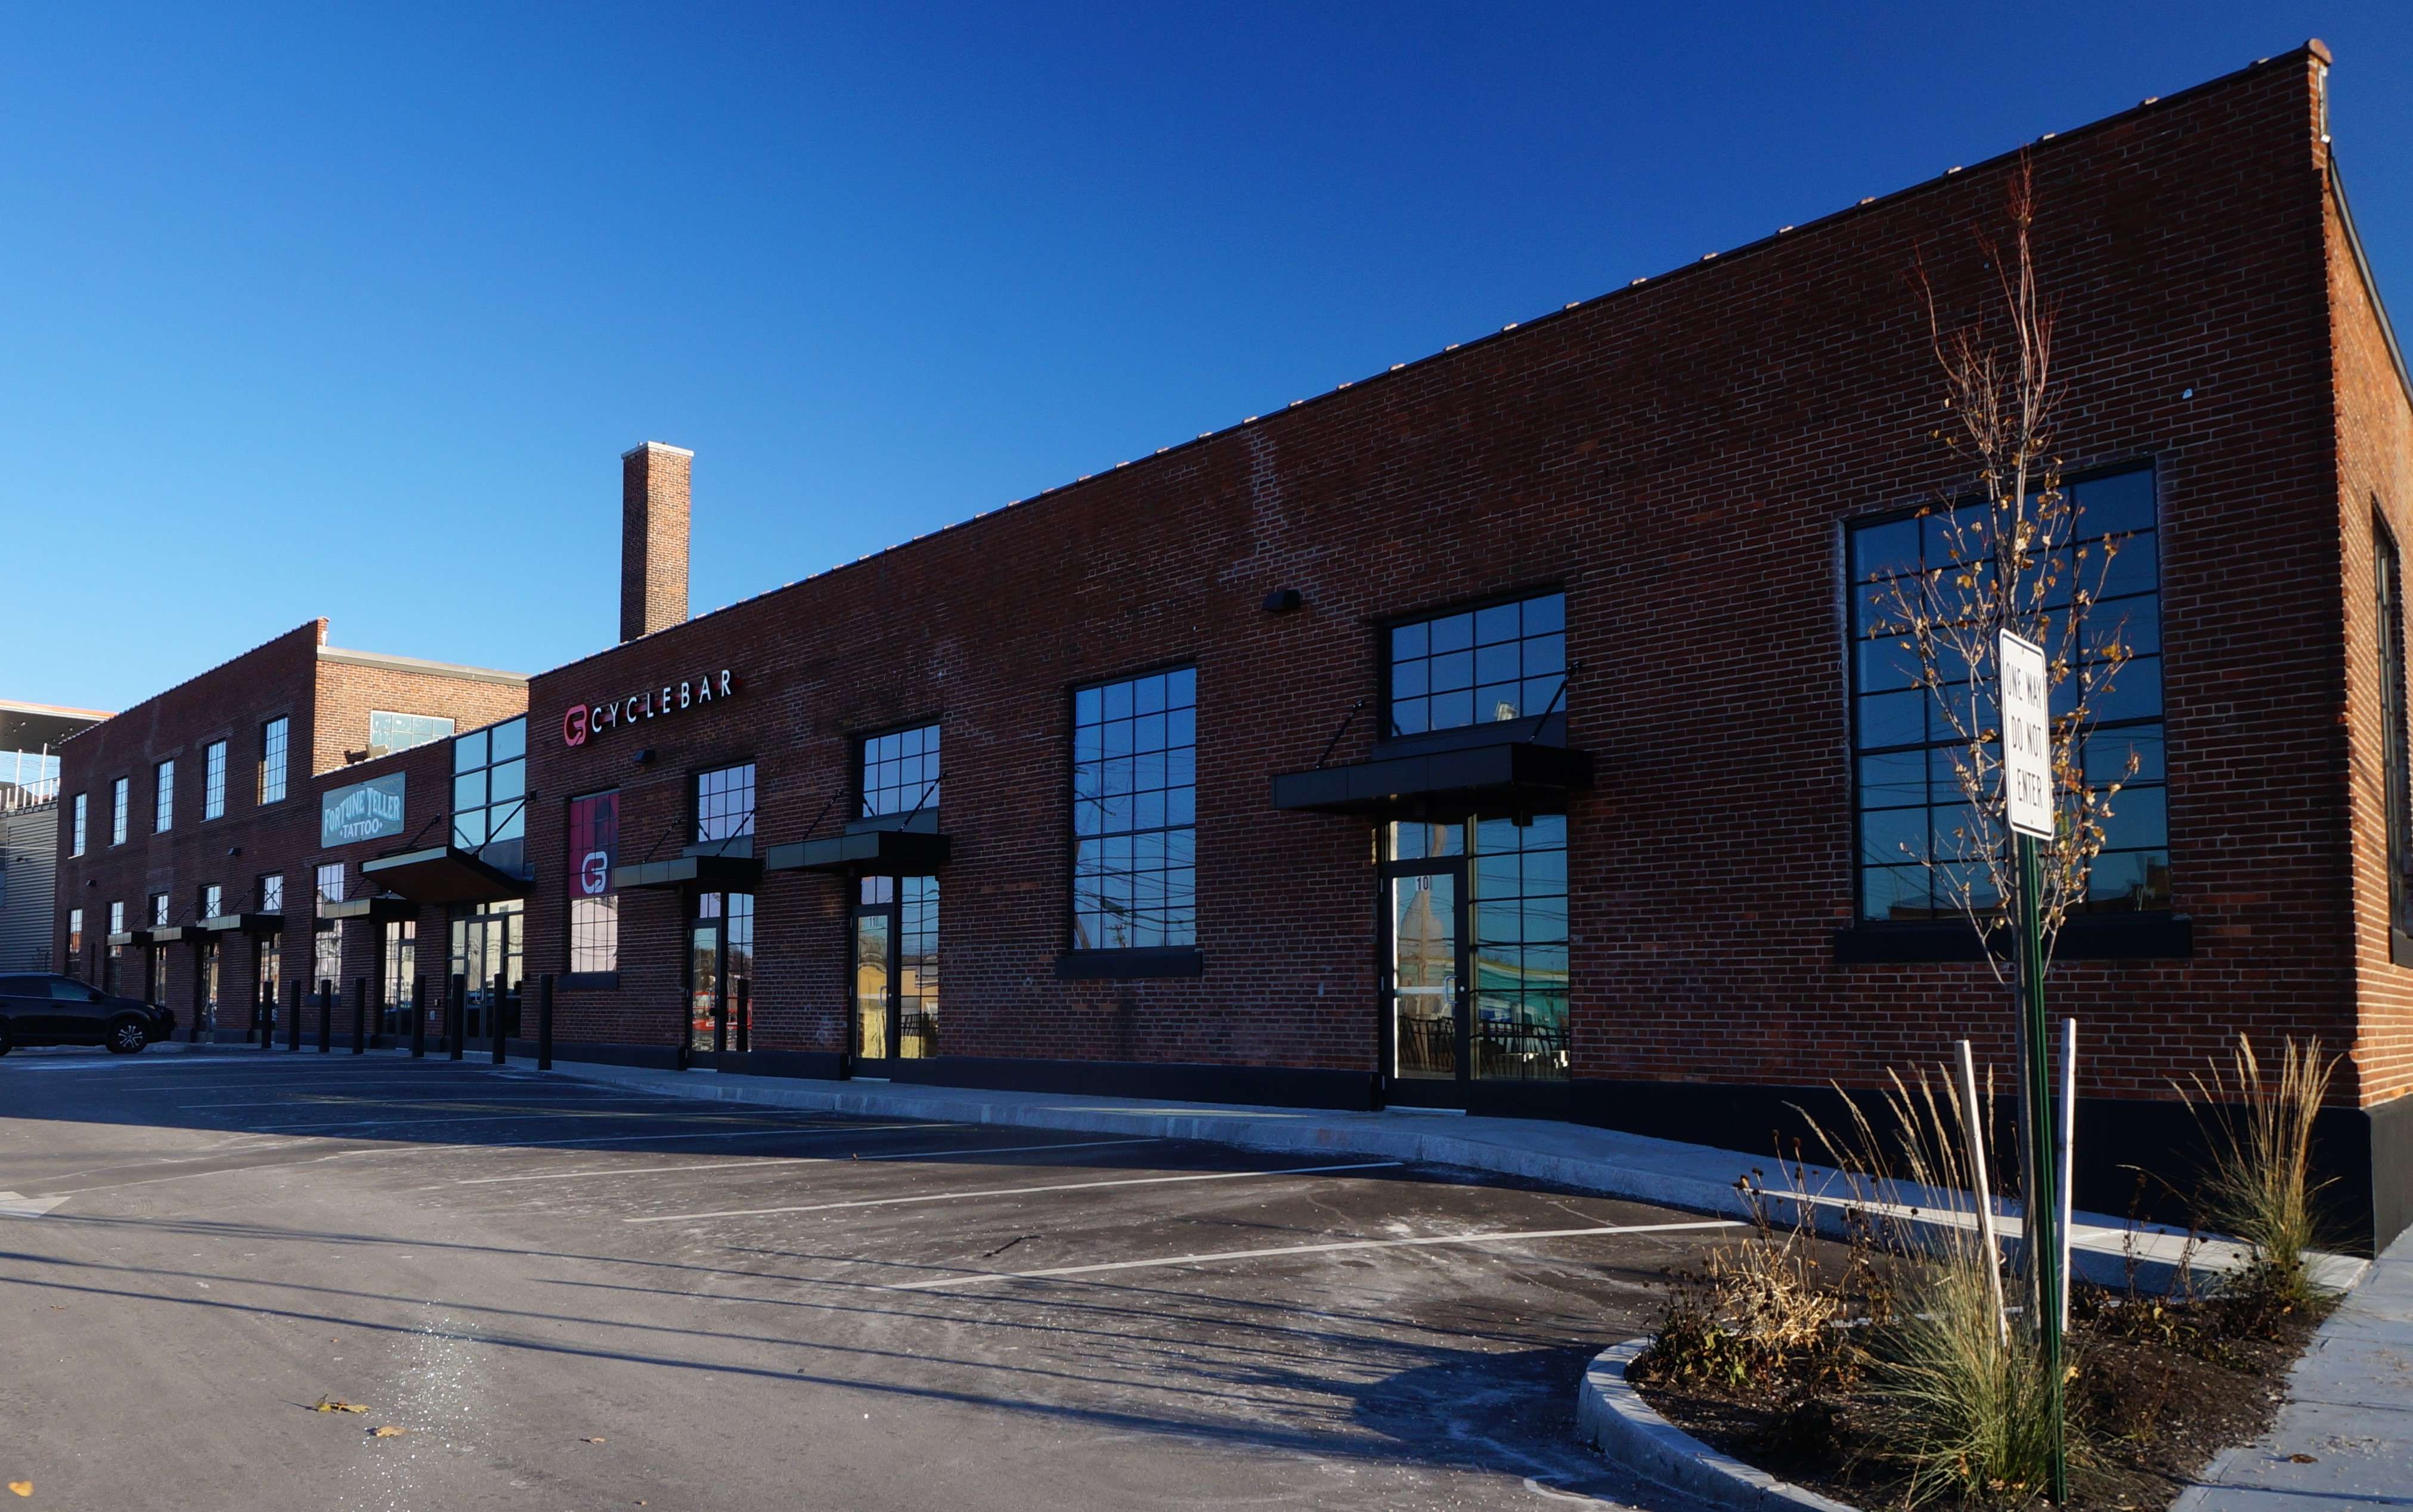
[1630,1279,2331,1509]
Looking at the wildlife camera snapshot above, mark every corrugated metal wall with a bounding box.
[0,800,58,972]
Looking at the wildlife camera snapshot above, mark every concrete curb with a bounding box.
[518,1056,2359,1294]
[1578,1338,1859,1512]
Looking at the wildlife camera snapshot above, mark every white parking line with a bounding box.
[890,1219,1749,1291]
[454,1136,1154,1185]
[176,1093,662,1110]
[627,1160,1405,1224]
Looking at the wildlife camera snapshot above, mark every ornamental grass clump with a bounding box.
[1804,1067,2074,1506]
[2180,1034,2338,1310]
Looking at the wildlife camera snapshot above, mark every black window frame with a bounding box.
[1379,585,1570,742]
[693,762,757,845]
[1058,661,1202,977]
[259,716,290,805]
[1837,458,2182,963]
[857,722,941,821]
[2381,512,2413,965]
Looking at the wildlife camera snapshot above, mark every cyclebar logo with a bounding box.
[563,670,738,748]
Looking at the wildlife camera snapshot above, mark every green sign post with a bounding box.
[2000,629,2066,1502]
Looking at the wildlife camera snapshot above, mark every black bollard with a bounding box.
[447,974,464,1062]
[490,974,506,1065]
[410,973,427,1059]
[537,974,554,1071]
[317,980,333,1052]
[289,978,303,1051]
[351,977,367,1055]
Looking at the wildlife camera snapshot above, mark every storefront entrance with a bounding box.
[687,891,754,1056]
[194,938,221,1040]
[1379,816,1569,1105]
[450,900,522,1042]
[850,876,937,1070]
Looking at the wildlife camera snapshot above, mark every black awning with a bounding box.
[360,845,531,904]
[611,854,766,892]
[764,829,952,876]
[199,912,285,935]
[315,897,417,924]
[106,930,154,949]
[1270,739,1594,816]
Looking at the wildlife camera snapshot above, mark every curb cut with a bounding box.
[1578,1338,1860,1512]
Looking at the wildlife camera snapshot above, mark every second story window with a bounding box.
[696,764,755,843]
[861,724,939,817]
[201,884,223,919]
[1072,667,1197,951]
[369,711,456,758]
[316,863,345,908]
[154,759,176,832]
[111,778,128,845]
[70,793,86,856]
[151,893,171,928]
[1387,591,1568,737]
[109,901,125,934]
[261,873,284,915]
[2383,518,2413,947]
[259,717,289,804]
[203,740,228,820]
[452,717,528,876]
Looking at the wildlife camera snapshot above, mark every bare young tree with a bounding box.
[1867,159,2141,978]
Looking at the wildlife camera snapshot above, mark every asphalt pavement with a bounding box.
[0,1046,1737,1511]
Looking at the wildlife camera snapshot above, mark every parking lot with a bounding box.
[0,1050,1737,1511]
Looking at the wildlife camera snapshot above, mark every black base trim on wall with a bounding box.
[710,1049,848,1080]
[1834,913,2194,963]
[882,1054,1379,1111]
[506,1039,684,1072]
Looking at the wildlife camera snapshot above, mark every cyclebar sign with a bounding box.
[563,670,738,748]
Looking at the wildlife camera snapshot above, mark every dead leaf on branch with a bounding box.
[310,1397,369,1414]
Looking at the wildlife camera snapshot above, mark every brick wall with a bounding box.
[522,52,2361,1114]
[53,622,525,1033]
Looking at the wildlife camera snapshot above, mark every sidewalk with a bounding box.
[526,1056,2361,1292]
[2176,1229,2413,1510]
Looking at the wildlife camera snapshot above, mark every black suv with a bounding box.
[0,975,176,1055]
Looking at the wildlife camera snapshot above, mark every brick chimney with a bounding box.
[620,442,693,642]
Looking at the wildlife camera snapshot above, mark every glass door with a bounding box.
[197,940,221,1040]
[851,876,939,1070]
[687,893,754,1060]
[450,901,522,1043]
[1386,869,1464,1080]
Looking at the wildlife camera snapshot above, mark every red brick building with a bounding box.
[50,45,2413,1248]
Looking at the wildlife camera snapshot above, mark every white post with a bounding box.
[2058,1017,2077,1331]
[1956,1039,2010,1346]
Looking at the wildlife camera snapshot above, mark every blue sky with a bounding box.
[5,3,2408,714]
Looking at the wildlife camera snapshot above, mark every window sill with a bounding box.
[559,971,619,990]
[1833,913,2192,964]
[1055,947,1204,981]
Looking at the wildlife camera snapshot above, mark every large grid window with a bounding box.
[203,740,228,820]
[860,725,940,818]
[383,922,416,1033]
[312,925,342,994]
[316,863,345,907]
[259,873,284,915]
[1850,464,2167,921]
[696,764,755,844]
[200,884,222,919]
[1388,591,1568,736]
[571,897,619,974]
[2382,519,2413,944]
[109,901,124,934]
[370,711,455,758]
[111,778,128,845]
[259,717,289,804]
[453,717,528,877]
[150,893,170,927]
[67,908,83,972]
[899,876,938,1056]
[71,793,86,856]
[154,760,175,832]
[1072,667,1197,951]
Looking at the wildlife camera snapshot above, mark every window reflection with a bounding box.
[1388,593,1566,736]
[1072,668,1196,950]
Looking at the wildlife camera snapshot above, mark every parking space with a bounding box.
[0,1051,1730,1511]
